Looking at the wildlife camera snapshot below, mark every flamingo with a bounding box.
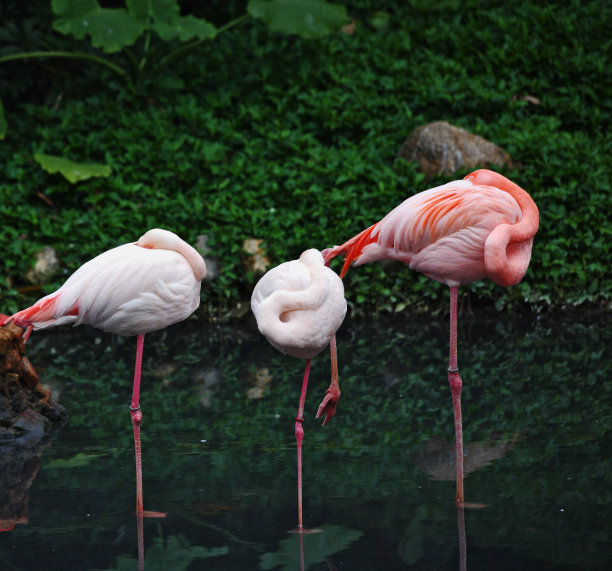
[251,249,347,530]
[4,228,207,515]
[323,169,539,503]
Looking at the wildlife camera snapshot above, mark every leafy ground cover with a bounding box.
[1,0,610,320]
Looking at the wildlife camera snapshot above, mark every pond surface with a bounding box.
[1,310,611,570]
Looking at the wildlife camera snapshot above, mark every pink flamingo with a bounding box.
[251,249,347,529]
[323,169,539,503]
[4,228,207,515]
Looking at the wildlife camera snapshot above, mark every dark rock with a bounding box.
[398,121,515,180]
[0,321,69,450]
[0,322,68,531]
[0,321,68,531]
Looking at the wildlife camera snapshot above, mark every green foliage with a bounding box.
[34,153,112,183]
[0,0,610,317]
[248,0,350,39]
[52,0,217,53]
[52,0,143,53]
[0,0,348,90]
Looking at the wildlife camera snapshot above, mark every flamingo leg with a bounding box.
[130,334,145,515]
[316,335,341,426]
[295,358,311,530]
[23,325,34,343]
[448,286,464,503]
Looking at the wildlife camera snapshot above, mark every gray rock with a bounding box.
[25,246,60,284]
[398,121,515,180]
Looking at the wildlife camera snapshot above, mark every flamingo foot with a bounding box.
[288,527,324,534]
[140,510,167,518]
[315,384,341,427]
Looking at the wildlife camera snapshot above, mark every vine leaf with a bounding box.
[248,0,351,39]
[52,0,143,53]
[34,153,112,184]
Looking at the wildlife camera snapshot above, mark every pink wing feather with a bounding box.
[325,175,525,287]
[6,230,205,337]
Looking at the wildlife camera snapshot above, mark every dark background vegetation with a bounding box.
[1,0,610,320]
[1,5,611,567]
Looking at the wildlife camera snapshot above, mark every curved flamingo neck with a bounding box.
[266,252,328,315]
[466,169,539,239]
[465,170,539,287]
[137,228,207,281]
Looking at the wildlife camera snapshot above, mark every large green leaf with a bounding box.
[34,153,112,184]
[248,0,351,39]
[127,0,216,42]
[154,15,217,42]
[129,0,217,42]
[52,0,143,52]
[127,0,179,24]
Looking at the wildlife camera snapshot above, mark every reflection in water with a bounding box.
[247,367,273,400]
[457,504,467,571]
[411,433,519,569]
[137,514,144,571]
[194,365,223,407]
[260,525,362,571]
[413,434,519,481]
[111,519,229,570]
[1,312,611,569]
[0,441,47,530]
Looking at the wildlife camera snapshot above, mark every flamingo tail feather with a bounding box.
[5,295,64,328]
[324,223,379,278]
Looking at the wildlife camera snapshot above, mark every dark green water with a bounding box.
[1,310,611,570]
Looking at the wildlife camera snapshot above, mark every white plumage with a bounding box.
[7,228,206,337]
[251,249,347,359]
[251,248,347,529]
[4,228,207,517]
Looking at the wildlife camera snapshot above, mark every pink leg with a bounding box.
[23,325,34,343]
[130,334,145,515]
[296,358,311,530]
[130,334,145,416]
[448,286,464,503]
[316,335,341,426]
